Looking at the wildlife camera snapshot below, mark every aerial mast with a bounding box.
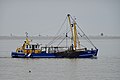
[25,32,30,44]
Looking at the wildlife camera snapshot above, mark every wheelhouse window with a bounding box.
[29,45,31,49]
[26,45,28,49]
[35,45,37,48]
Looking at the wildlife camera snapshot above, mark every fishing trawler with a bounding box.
[11,14,98,58]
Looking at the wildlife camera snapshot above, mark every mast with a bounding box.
[73,21,77,50]
[67,14,80,50]
[67,14,73,45]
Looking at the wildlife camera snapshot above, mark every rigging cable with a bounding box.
[70,15,97,49]
[47,16,67,46]
[57,29,71,47]
[77,24,97,49]
[57,37,66,47]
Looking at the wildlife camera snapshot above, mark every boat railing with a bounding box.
[41,47,68,53]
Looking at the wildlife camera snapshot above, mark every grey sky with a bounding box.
[0,0,120,36]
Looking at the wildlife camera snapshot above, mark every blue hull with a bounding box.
[11,49,98,58]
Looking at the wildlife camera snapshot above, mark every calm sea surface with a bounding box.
[0,38,120,80]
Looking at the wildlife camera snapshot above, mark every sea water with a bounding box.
[0,38,120,80]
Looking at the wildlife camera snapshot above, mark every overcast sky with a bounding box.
[0,0,120,36]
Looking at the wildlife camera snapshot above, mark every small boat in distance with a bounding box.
[11,14,98,58]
